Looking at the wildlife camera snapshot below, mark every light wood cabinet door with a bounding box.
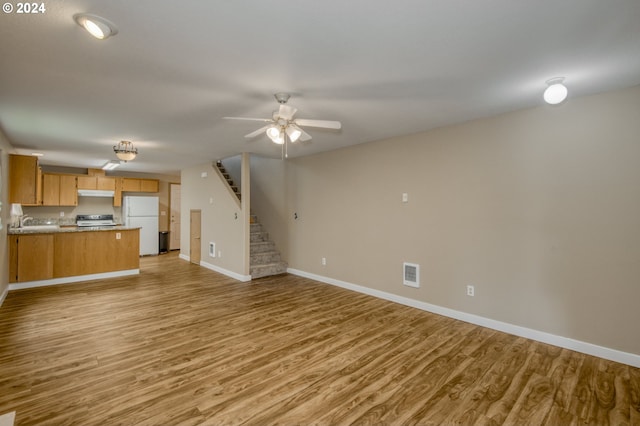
[122,178,141,192]
[113,178,122,207]
[97,177,116,190]
[41,174,78,206]
[9,234,54,282]
[77,176,97,190]
[59,175,77,206]
[9,154,40,205]
[41,174,61,206]
[140,179,159,192]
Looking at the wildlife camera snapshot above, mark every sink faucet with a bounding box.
[20,216,33,227]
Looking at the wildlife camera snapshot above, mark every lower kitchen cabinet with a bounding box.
[8,234,54,282]
[9,229,140,283]
[53,230,139,277]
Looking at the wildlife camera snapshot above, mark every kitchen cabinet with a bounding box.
[113,178,122,207]
[8,234,55,282]
[77,176,116,190]
[42,174,77,206]
[8,228,140,283]
[140,179,159,192]
[9,154,42,205]
[53,230,139,277]
[122,178,159,193]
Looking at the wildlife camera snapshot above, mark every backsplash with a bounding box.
[23,198,123,225]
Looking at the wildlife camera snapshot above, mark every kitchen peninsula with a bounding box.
[8,226,140,288]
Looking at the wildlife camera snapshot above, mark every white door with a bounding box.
[169,184,181,250]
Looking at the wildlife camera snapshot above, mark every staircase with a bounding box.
[215,161,241,201]
[216,161,286,279]
[250,215,288,279]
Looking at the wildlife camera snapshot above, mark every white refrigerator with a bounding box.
[123,196,159,256]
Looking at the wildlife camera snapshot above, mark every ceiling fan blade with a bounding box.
[224,117,273,122]
[294,119,341,130]
[298,128,312,142]
[278,104,298,120]
[244,125,271,139]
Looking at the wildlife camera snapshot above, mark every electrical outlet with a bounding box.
[321,257,327,266]
[466,285,475,297]
[402,193,409,203]
[218,250,222,258]
[116,232,121,240]
[60,211,65,217]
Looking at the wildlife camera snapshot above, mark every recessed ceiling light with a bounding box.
[544,77,568,105]
[73,13,118,40]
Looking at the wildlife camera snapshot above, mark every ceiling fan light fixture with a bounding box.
[113,140,138,162]
[543,77,568,105]
[286,125,302,143]
[272,129,285,145]
[73,13,118,40]
[266,126,281,141]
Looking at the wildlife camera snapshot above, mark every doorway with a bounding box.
[169,183,181,250]
[189,209,201,264]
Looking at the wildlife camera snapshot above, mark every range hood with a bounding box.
[77,189,115,198]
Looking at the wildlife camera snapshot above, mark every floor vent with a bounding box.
[403,262,419,288]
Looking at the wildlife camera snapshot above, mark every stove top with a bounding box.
[76,214,117,227]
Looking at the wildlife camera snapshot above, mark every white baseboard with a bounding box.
[200,261,251,282]
[8,269,140,291]
[179,253,190,262]
[0,411,15,426]
[0,287,8,308]
[288,268,640,368]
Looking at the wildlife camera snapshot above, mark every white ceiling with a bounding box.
[1,1,639,175]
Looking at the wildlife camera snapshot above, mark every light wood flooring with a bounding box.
[0,252,638,425]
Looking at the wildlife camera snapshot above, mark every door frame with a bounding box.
[189,209,201,265]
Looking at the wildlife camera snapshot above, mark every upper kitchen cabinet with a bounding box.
[9,154,42,205]
[122,178,159,193]
[77,175,116,190]
[42,173,78,206]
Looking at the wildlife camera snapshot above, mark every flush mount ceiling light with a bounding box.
[73,13,118,40]
[113,140,137,162]
[102,160,120,170]
[544,77,568,105]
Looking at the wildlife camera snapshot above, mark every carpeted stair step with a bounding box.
[251,231,269,243]
[250,241,276,254]
[250,261,288,279]
[251,251,282,265]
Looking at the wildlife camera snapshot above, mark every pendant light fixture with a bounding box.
[113,140,138,161]
[544,77,568,105]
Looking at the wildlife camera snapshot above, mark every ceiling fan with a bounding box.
[224,93,341,155]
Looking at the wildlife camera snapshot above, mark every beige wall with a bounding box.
[248,86,640,356]
[0,129,16,298]
[248,156,289,256]
[180,161,248,275]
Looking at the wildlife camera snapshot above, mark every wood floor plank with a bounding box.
[0,252,639,425]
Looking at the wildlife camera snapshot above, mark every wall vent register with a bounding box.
[403,262,420,288]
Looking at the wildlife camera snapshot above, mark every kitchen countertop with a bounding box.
[8,225,140,235]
